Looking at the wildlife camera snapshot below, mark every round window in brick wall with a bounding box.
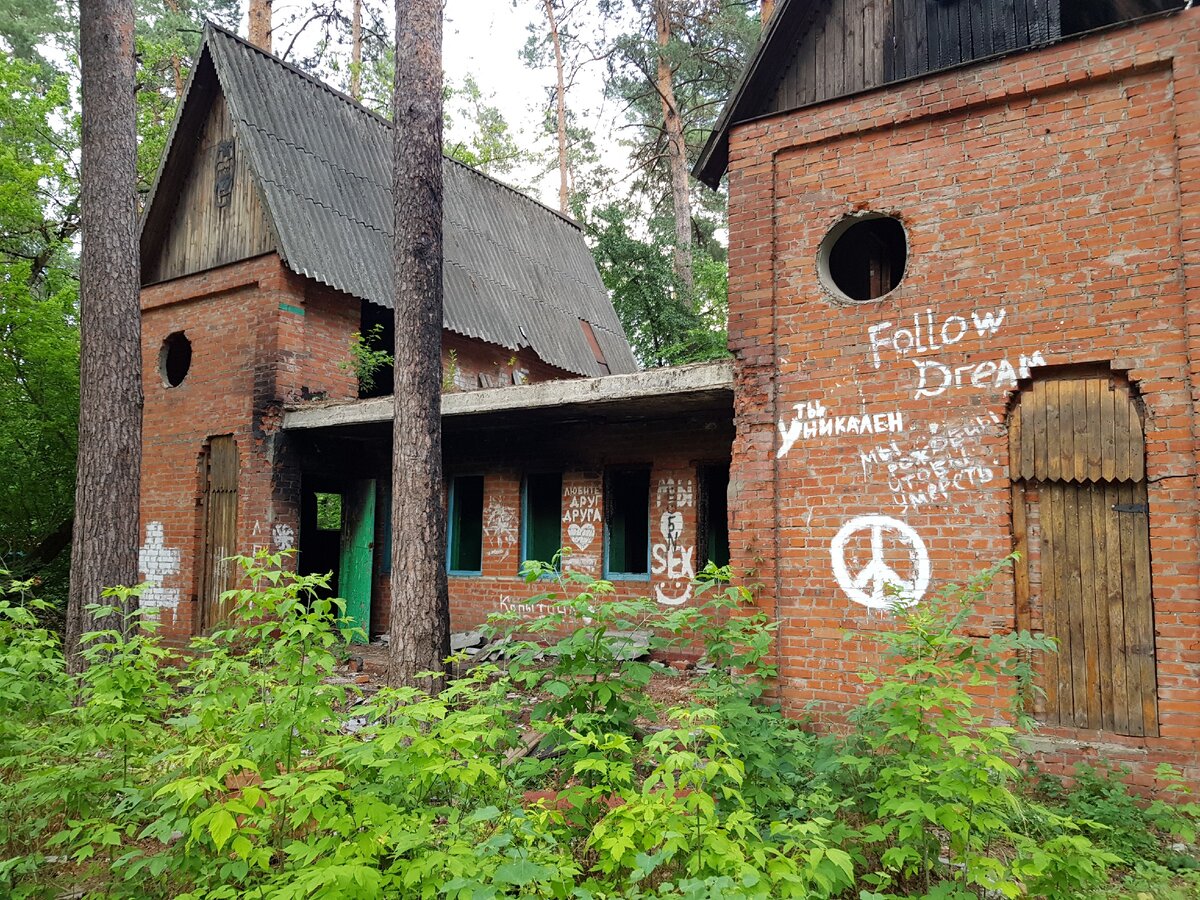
[160,331,192,387]
[818,213,907,302]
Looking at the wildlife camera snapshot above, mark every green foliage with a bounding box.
[443,75,529,177]
[339,323,394,394]
[0,556,1193,898]
[587,202,729,366]
[834,559,1120,898]
[0,52,79,583]
[133,0,240,194]
[442,347,460,393]
[599,0,756,213]
[491,560,682,734]
[0,0,237,588]
[1035,761,1200,868]
[315,492,342,531]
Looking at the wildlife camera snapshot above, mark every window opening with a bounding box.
[315,493,342,531]
[1061,0,1174,36]
[580,319,611,375]
[447,474,485,574]
[818,214,906,302]
[523,472,563,569]
[605,468,650,578]
[160,331,192,387]
[357,301,395,399]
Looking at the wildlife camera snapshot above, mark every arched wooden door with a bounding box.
[198,435,239,632]
[1009,373,1157,736]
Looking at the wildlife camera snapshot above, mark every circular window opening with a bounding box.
[818,214,907,302]
[160,332,192,387]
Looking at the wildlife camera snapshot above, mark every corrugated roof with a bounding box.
[178,24,637,377]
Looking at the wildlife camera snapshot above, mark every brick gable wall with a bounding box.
[724,12,1200,784]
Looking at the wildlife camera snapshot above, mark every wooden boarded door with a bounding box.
[1010,373,1158,736]
[338,479,375,643]
[199,435,239,632]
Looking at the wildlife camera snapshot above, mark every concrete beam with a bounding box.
[282,359,734,432]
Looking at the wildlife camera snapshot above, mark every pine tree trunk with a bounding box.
[66,0,143,674]
[350,0,363,100]
[389,0,450,690]
[164,0,185,97]
[654,0,693,297]
[248,0,273,51]
[761,0,775,27]
[543,0,570,215]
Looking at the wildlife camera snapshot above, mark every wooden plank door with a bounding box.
[199,435,239,632]
[338,479,375,643]
[1010,373,1157,737]
[1036,480,1157,735]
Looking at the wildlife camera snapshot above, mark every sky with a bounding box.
[443,0,634,208]
[271,0,633,212]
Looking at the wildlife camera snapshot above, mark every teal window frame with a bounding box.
[603,468,651,581]
[446,474,485,576]
[521,472,563,573]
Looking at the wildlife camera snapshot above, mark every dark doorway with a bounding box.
[699,463,730,569]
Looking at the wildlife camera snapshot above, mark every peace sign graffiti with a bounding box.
[830,515,930,610]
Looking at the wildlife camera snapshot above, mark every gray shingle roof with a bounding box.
[178,24,637,377]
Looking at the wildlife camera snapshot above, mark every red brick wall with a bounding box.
[140,249,590,647]
[140,254,361,646]
[441,461,704,633]
[724,12,1200,783]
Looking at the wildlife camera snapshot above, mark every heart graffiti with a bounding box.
[567,522,595,550]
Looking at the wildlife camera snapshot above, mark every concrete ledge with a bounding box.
[282,359,734,432]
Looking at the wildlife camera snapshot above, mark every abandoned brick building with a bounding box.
[140,1,1199,781]
[697,0,1200,780]
[137,24,732,651]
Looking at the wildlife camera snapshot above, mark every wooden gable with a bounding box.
[142,59,274,285]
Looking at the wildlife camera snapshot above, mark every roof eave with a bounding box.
[693,0,799,189]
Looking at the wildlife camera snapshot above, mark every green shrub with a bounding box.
[0,553,1194,898]
[836,558,1120,899]
[1039,762,1200,869]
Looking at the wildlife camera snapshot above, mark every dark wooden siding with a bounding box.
[758,0,1060,120]
[144,92,274,285]
[697,0,1177,185]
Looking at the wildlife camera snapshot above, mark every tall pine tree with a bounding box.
[66,0,143,670]
[389,0,450,688]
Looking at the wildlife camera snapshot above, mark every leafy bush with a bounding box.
[1033,761,1200,870]
[835,559,1119,898]
[0,553,1194,898]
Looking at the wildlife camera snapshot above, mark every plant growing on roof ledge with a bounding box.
[441,348,461,393]
[339,323,394,394]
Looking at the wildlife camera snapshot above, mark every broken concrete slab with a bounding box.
[451,630,485,651]
[541,629,651,661]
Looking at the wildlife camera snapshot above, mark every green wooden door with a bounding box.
[338,480,375,643]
